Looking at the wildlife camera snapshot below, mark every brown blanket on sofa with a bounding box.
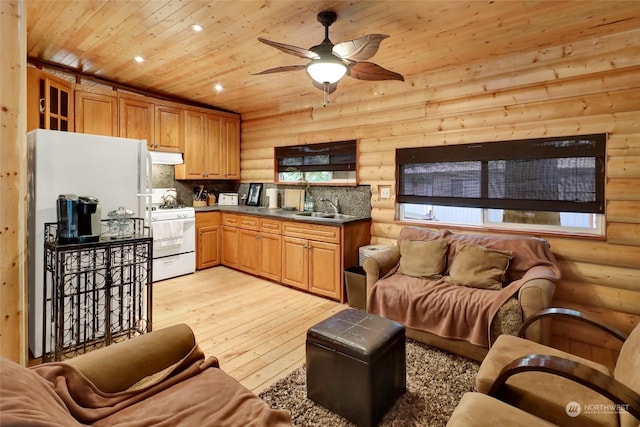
[368,234,561,348]
[1,345,291,426]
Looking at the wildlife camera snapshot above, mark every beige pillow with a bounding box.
[397,239,448,279]
[446,243,513,290]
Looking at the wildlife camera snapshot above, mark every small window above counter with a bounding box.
[275,140,357,185]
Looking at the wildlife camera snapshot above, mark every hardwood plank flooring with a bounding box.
[152,266,346,394]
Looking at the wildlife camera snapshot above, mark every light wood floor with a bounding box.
[152,266,346,394]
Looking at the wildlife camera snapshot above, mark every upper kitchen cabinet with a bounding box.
[118,94,154,146]
[175,109,240,180]
[223,116,240,180]
[154,103,184,153]
[75,86,118,136]
[119,94,184,152]
[27,67,74,132]
[178,110,209,179]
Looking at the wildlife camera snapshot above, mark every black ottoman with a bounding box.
[306,308,406,427]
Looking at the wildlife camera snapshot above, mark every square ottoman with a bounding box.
[306,308,406,427]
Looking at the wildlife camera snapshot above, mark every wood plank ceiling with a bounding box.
[26,0,640,116]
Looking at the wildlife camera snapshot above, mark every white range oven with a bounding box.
[148,188,196,282]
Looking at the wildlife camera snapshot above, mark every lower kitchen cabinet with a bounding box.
[202,211,370,302]
[196,212,221,270]
[225,214,282,282]
[259,231,282,282]
[221,225,239,268]
[308,240,342,299]
[281,236,340,299]
[281,221,343,299]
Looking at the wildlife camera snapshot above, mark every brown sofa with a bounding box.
[363,227,561,361]
[0,323,291,426]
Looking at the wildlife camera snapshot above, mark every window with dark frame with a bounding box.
[276,140,357,173]
[396,134,606,215]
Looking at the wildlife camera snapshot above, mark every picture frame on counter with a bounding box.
[246,183,263,206]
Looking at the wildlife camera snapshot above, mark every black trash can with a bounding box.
[344,266,366,310]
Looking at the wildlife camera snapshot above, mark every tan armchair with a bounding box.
[476,308,640,427]
[0,324,292,426]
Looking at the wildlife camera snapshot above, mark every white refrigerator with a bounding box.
[27,129,152,357]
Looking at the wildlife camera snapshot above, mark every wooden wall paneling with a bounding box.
[607,133,640,156]
[1,0,27,363]
[607,156,640,178]
[552,299,640,336]
[607,178,640,201]
[356,111,639,154]
[606,201,640,224]
[549,314,627,352]
[547,237,640,268]
[554,279,640,315]
[424,67,640,119]
[557,261,640,293]
[370,208,396,224]
[607,223,640,246]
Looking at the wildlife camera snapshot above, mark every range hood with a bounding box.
[149,151,184,165]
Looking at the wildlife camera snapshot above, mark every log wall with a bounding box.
[240,30,640,348]
[1,1,28,363]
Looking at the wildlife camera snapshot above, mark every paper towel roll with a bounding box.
[266,188,279,208]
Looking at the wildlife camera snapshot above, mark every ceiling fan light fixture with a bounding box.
[306,59,347,84]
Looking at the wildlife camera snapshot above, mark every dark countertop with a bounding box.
[194,205,371,226]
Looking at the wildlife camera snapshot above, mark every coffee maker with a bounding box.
[57,194,100,243]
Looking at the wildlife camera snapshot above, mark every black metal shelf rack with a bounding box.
[42,219,152,361]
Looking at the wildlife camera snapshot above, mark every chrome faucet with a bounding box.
[320,197,339,214]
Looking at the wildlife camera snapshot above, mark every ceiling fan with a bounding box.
[254,10,404,105]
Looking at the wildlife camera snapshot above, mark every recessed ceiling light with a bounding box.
[191,24,203,32]
[214,83,223,92]
[134,56,144,63]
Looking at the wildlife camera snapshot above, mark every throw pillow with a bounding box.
[446,243,513,290]
[397,238,448,279]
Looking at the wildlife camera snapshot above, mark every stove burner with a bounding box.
[158,204,185,209]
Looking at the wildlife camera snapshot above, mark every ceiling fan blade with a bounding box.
[332,34,389,61]
[257,37,318,60]
[312,80,338,94]
[347,61,404,81]
[253,65,307,75]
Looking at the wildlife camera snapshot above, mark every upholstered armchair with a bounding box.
[474,308,640,427]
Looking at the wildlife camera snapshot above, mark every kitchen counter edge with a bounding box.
[194,205,371,225]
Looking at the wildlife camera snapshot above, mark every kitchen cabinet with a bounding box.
[196,211,221,270]
[222,116,241,179]
[27,67,74,132]
[175,110,240,180]
[177,110,218,179]
[221,213,282,281]
[216,211,370,301]
[221,213,240,268]
[257,218,282,282]
[154,103,184,152]
[281,221,341,299]
[118,94,154,146]
[75,86,118,136]
[237,215,260,275]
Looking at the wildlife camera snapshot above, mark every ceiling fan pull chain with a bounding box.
[323,82,330,107]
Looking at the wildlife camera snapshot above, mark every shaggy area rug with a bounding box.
[259,339,480,426]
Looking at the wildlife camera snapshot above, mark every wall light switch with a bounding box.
[380,186,391,199]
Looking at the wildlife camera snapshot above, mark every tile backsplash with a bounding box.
[152,164,372,217]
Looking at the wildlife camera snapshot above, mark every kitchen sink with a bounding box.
[293,212,356,220]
